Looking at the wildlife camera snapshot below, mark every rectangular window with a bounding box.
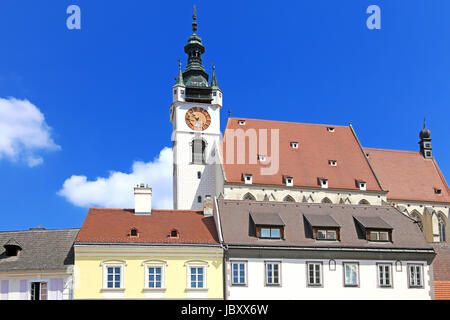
[231,262,247,285]
[189,266,205,289]
[409,264,423,288]
[265,262,281,286]
[148,267,162,288]
[107,267,121,289]
[31,282,47,300]
[307,263,322,286]
[369,231,390,241]
[260,227,281,239]
[344,263,359,287]
[317,229,337,240]
[378,264,392,287]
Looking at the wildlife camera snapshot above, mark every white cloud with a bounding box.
[58,147,173,209]
[0,97,60,166]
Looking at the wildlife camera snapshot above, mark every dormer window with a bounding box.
[318,178,328,189]
[329,160,337,166]
[304,214,341,241]
[290,142,299,149]
[3,238,22,257]
[317,229,337,240]
[250,212,285,240]
[327,127,335,132]
[238,120,246,125]
[435,188,442,195]
[243,174,253,185]
[368,230,390,241]
[170,229,179,238]
[258,155,267,162]
[284,176,293,187]
[356,180,367,191]
[354,216,393,243]
[130,228,138,237]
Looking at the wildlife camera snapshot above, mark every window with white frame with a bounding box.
[319,178,328,189]
[327,127,335,132]
[290,142,299,149]
[265,261,281,286]
[343,263,359,287]
[102,262,125,289]
[188,265,207,289]
[238,120,246,125]
[408,264,423,288]
[243,174,253,185]
[231,261,247,285]
[307,262,322,286]
[357,180,367,191]
[285,176,293,187]
[106,266,122,289]
[145,263,165,289]
[328,160,337,166]
[258,155,267,162]
[378,264,392,287]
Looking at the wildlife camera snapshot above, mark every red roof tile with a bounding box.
[222,118,383,192]
[76,208,219,245]
[365,148,450,203]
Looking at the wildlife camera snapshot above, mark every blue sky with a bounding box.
[0,0,449,231]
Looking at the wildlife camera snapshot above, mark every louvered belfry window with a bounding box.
[192,139,205,164]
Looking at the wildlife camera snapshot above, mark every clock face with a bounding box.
[185,107,211,131]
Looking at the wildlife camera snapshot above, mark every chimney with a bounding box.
[203,195,213,216]
[134,183,152,215]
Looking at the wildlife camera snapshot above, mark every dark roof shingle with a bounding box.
[0,229,79,272]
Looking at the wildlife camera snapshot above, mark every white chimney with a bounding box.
[203,195,213,216]
[134,183,152,215]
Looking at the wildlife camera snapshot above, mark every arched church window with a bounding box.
[438,215,446,242]
[358,199,370,205]
[243,193,256,201]
[192,139,206,164]
[283,195,295,202]
[321,197,332,204]
[410,211,424,232]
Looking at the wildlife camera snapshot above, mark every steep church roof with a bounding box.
[222,117,384,192]
[364,148,450,203]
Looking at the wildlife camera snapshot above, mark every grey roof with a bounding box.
[250,212,285,226]
[217,199,432,250]
[354,216,392,230]
[304,214,340,228]
[0,229,79,272]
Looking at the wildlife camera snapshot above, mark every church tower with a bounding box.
[170,7,223,210]
[419,119,433,159]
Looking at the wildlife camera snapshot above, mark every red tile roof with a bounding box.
[222,118,383,192]
[76,208,219,245]
[432,244,450,300]
[365,148,450,203]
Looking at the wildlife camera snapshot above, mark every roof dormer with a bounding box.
[243,174,253,185]
[284,176,293,187]
[318,178,328,189]
[3,238,22,257]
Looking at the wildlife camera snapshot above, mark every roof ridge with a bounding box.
[365,147,420,154]
[227,117,349,128]
[0,228,80,233]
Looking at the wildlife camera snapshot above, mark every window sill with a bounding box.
[264,284,281,287]
[143,288,166,292]
[101,288,125,292]
[186,288,208,292]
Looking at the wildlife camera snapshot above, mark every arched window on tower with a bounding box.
[243,193,256,201]
[192,139,206,164]
[283,195,295,202]
[438,214,446,242]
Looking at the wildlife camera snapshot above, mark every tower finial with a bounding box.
[424,117,426,129]
[192,5,198,33]
[174,59,184,87]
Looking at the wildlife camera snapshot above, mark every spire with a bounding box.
[192,5,198,34]
[174,60,185,87]
[183,6,209,88]
[419,118,432,159]
[211,63,219,88]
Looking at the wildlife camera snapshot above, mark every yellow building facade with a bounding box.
[74,244,223,299]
